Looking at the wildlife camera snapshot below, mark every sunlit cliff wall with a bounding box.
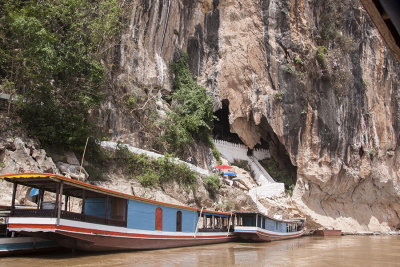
[104,0,400,231]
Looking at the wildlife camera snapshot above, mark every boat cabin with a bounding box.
[234,211,304,233]
[1,173,232,237]
[197,212,233,232]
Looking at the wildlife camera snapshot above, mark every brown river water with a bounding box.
[0,235,399,267]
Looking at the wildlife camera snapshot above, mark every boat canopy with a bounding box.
[0,173,230,216]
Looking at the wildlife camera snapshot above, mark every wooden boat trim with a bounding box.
[234,226,305,238]
[8,218,235,240]
[0,173,230,215]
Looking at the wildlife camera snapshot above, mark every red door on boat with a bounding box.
[155,207,163,231]
[176,211,182,232]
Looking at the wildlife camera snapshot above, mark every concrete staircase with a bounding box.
[214,139,273,186]
[214,139,285,199]
[248,155,275,185]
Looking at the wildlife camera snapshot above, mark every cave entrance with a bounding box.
[212,100,297,190]
[257,116,297,190]
[212,99,243,144]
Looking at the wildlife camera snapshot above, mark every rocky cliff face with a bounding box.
[101,0,400,231]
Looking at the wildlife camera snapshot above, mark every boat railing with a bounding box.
[198,226,233,232]
[11,209,126,227]
[12,208,56,218]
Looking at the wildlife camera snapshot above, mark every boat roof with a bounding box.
[234,210,305,223]
[0,173,231,216]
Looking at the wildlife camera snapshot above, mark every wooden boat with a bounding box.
[233,211,305,241]
[0,173,235,251]
[314,229,342,236]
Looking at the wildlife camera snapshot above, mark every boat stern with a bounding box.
[8,217,58,233]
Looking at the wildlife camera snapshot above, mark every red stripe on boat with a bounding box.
[8,224,232,239]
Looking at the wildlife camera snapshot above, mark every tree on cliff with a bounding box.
[163,52,215,154]
[0,0,121,150]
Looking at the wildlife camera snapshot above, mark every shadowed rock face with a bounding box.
[102,0,400,231]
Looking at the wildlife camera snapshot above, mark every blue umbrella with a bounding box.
[224,172,237,176]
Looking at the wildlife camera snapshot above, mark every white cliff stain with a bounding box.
[155,53,167,85]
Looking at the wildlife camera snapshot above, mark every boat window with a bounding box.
[207,216,213,228]
[176,211,182,232]
[243,216,256,226]
[155,207,162,231]
[216,217,221,229]
[237,216,244,226]
[201,215,206,229]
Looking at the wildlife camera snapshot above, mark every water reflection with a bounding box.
[1,236,399,267]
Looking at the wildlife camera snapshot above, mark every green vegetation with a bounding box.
[281,65,295,75]
[116,143,197,188]
[162,53,215,153]
[216,199,234,211]
[318,1,354,52]
[286,184,295,197]
[294,57,304,65]
[207,136,222,165]
[274,91,285,102]
[263,158,295,191]
[316,46,328,64]
[368,148,375,158]
[212,145,222,165]
[85,164,106,182]
[125,95,139,109]
[278,3,289,16]
[138,171,160,187]
[232,159,251,172]
[203,174,221,198]
[0,0,122,151]
[318,0,339,42]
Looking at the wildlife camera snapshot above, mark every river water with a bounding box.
[1,236,399,267]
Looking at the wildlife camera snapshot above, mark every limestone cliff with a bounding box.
[98,0,400,232]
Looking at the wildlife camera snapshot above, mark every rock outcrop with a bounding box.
[101,0,400,232]
[0,137,59,206]
[0,137,58,175]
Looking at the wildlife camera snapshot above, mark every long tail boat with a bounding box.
[0,173,235,251]
[233,211,305,241]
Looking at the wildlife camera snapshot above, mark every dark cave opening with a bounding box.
[257,116,298,190]
[212,100,297,190]
[254,137,269,150]
[212,99,243,144]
